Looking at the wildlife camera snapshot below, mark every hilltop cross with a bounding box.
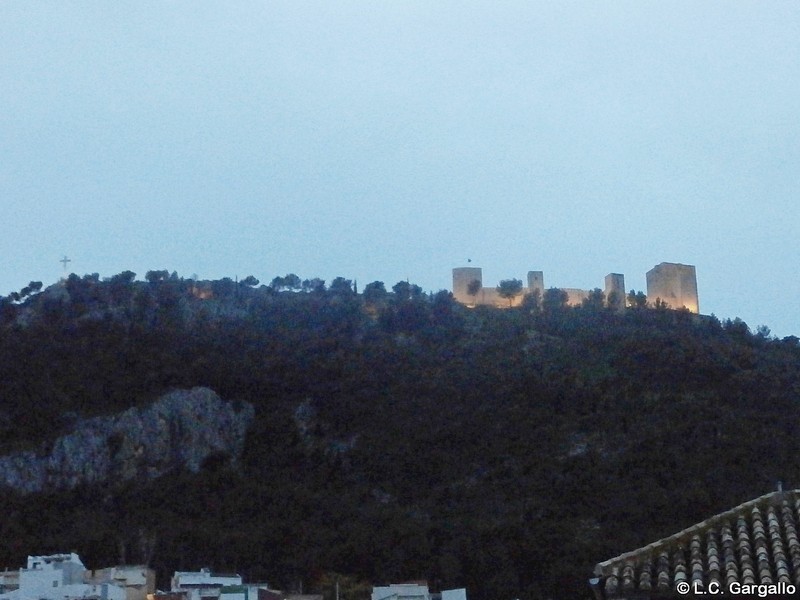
[60,255,71,271]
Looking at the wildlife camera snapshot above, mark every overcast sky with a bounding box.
[2,1,798,336]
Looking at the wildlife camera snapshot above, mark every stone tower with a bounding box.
[646,262,699,313]
[452,267,483,305]
[527,271,544,300]
[604,273,625,312]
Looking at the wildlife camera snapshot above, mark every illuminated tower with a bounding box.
[527,271,544,299]
[452,267,483,305]
[604,273,625,312]
[646,262,699,313]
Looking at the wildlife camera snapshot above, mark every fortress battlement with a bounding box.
[452,262,698,313]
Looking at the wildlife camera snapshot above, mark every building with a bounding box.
[371,584,429,600]
[452,267,625,311]
[436,590,466,600]
[219,585,277,600]
[454,262,699,314]
[86,566,156,600]
[256,591,319,600]
[0,553,127,600]
[590,489,800,599]
[0,571,18,595]
[645,262,699,313]
[169,570,277,600]
[171,569,242,600]
[371,583,466,600]
[147,593,188,600]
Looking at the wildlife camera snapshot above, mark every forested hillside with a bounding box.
[1,271,799,600]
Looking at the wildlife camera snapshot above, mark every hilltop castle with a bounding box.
[452,262,699,313]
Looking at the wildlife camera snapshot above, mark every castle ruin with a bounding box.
[452,262,698,313]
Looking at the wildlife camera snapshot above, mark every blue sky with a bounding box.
[2,1,798,336]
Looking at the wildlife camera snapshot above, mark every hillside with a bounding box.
[1,272,799,600]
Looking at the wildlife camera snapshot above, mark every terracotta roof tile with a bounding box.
[593,490,800,597]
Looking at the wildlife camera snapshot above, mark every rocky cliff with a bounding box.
[0,387,254,493]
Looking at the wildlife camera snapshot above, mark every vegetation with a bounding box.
[0,271,799,600]
[466,279,482,305]
[496,279,523,307]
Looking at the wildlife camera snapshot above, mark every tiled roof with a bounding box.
[592,490,800,598]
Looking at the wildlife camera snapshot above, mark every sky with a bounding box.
[1,1,798,336]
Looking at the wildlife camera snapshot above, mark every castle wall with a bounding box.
[563,288,589,306]
[452,263,697,314]
[479,288,525,308]
[646,263,699,313]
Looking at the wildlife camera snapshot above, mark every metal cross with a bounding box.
[60,255,71,271]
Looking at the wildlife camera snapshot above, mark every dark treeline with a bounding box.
[1,271,799,600]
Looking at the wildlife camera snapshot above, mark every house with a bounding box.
[371,583,466,600]
[590,489,800,598]
[0,571,18,594]
[433,590,466,600]
[254,588,319,600]
[87,565,156,600]
[371,584,429,600]
[171,569,242,600]
[219,584,277,600]
[147,593,188,600]
[0,553,127,600]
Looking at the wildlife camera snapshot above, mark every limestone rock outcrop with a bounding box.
[0,387,254,493]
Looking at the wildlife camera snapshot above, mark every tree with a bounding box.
[272,274,302,291]
[542,287,568,313]
[109,271,136,286]
[20,281,43,298]
[582,288,605,311]
[363,281,388,306]
[302,278,325,293]
[496,279,523,307]
[522,288,541,314]
[330,277,354,295]
[270,276,286,291]
[724,317,750,338]
[212,277,237,299]
[240,275,259,287]
[756,325,772,341]
[628,289,647,309]
[607,291,623,312]
[392,280,423,302]
[145,270,169,284]
[283,273,301,291]
[466,279,481,306]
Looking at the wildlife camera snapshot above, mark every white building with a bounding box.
[0,571,19,594]
[372,584,466,600]
[171,569,242,600]
[0,553,126,600]
[372,584,430,600]
[439,590,466,600]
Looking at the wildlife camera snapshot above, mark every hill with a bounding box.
[1,271,799,600]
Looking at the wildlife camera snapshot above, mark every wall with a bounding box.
[453,267,625,310]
